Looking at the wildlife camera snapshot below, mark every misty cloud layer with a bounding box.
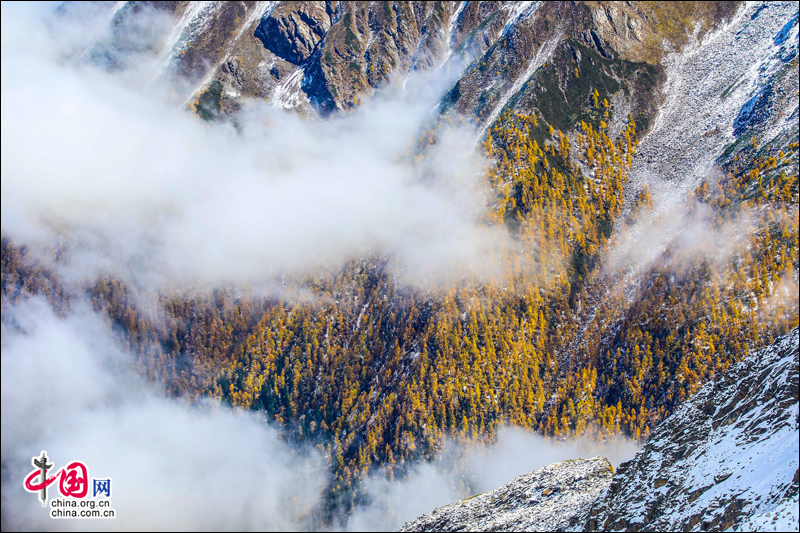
[1,299,326,531]
[1,2,506,291]
[1,297,639,531]
[605,191,754,278]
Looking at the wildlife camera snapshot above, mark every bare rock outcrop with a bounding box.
[255,1,335,64]
[399,457,614,532]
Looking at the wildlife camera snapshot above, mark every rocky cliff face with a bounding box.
[254,1,335,65]
[93,0,800,205]
[399,457,614,532]
[101,1,744,127]
[84,1,800,189]
[584,328,799,532]
[401,330,799,532]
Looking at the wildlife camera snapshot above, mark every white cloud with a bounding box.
[1,299,325,530]
[1,2,507,291]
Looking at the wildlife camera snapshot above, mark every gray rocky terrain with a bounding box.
[399,457,614,532]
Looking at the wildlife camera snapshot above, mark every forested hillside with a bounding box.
[3,105,796,519]
[1,0,798,527]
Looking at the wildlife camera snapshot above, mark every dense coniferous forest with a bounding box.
[2,97,797,517]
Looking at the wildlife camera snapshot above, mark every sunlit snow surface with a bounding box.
[733,493,799,532]
[400,457,614,532]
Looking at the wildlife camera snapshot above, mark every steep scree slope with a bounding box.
[629,1,799,203]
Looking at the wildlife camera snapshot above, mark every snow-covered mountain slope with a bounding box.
[630,1,799,204]
[399,457,614,532]
[585,328,799,532]
[734,493,799,532]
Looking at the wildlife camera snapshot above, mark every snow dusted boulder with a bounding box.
[399,457,614,532]
[585,329,799,532]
